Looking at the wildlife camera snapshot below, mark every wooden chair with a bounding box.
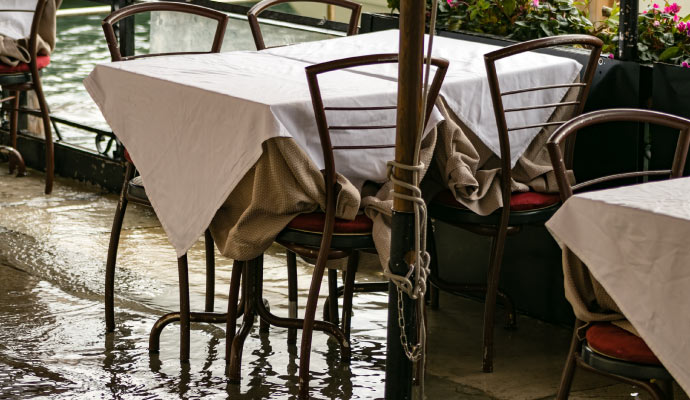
[0,0,54,193]
[247,0,361,50]
[101,1,229,362]
[547,108,690,400]
[248,0,367,343]
[224,53,448,397]
[427,34,603,373]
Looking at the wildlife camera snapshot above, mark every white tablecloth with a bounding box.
[546,177,690,394]
[265,30,582,165]
[0,0,38,40]
[84,30,581,257]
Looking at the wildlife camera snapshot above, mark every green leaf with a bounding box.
[659,46,681,60]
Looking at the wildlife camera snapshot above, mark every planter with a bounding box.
[649,62,690,176]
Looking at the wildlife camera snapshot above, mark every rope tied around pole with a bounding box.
[384,159,430,366]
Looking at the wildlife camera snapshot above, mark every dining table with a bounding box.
[546,177,690,395]
[83,29,582,261]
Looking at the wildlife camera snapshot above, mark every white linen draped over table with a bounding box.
[546,177,690,395]
[264,30,582,165]
[84,30,581,258]
[0,0,38,40]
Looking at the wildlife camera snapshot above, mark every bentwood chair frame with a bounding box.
[247,0,362,50]
[0,0,54,193]
[101,1,229,362]
[427,34,603,373]
[249,0,367,342]
[547,108,690,400]
[223,53,448,398]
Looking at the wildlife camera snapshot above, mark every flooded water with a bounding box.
[0,174,389,399]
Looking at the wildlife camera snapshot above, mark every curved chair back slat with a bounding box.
[483,34,603,224]
[547,108,690,201]
[102,1,229,62]
[247,0,361,50]
[305,53,448,219]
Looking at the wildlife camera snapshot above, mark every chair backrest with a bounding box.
[0,0,48,69]
[306,53,448,214]
[102,1,229,62]
[484,35,602,211]
[247,0,361,50]
[547,108,690,201]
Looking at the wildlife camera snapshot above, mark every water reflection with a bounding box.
[0,175,388,399]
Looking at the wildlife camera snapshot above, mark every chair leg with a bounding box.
[328,269,339,326]
[228,259,258,382]
[341,252,359,342]
[178,254,191,363]
[204,229,215,312]
[226,260,243,362]
[8,91,19,174]
[482,227,509,373]
[30,67,54,194]
[556,324,583,400]
[298,249,330,399]
[0,145,25,177]
[287,250,298,345]
[104,163,134,333]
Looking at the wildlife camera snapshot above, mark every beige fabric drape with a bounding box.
[0,0,61,66]
[210,137,361,261]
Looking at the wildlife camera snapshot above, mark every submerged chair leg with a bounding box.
[298,250,332,398]
[341,252,359,342]
[226,260,243,362]
[482,227,509,373]
[287,250,298,345]
[8,91,19,174]
[327,269,339,326]
[104,163,134,333]
[0,146,25,176]
[229,259,259,382]
[204,229,215,312]
[31,68,54,194]
[178,254,191,363]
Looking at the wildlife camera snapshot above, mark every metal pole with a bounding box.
[385,0,426,396]
[618,0,638,61]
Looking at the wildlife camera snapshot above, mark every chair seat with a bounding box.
[126,175,149,203]
[0,55,51,75]
[429,189,560,226]
[278,212,375,249]
[585,323,661,365]
[286,212,373,234]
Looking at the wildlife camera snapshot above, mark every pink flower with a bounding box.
[532,0,539,7]
[643,10,648,13]
[654,20,661,26]
[683,61,689,68]
[674,14,680,21]
[665,2,681,13]
[678,21,687,32]
[653,3,660,8]
[608,53,614,59]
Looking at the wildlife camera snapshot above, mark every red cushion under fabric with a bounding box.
[433,189,560,212]
[0,55,50,74]
[586,323,661,365]
[286,212,373,234]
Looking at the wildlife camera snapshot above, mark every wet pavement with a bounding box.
[1,167,688,399]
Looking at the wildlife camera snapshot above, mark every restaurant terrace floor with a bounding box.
[1,168,688,399]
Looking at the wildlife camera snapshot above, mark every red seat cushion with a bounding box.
[433,189,560,212]
[286,212,373,234]
[586,323,661,365]
[0,55,51,74]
